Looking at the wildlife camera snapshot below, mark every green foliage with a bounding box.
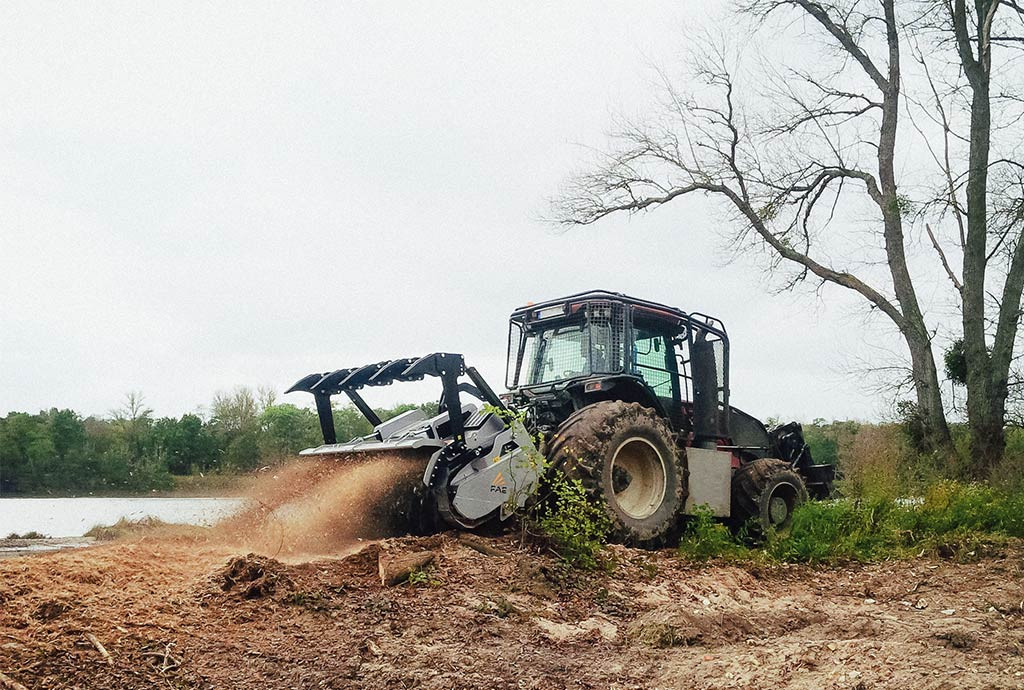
[892,193,915,218]
[536,473,610,569]
[151,414,218,475]
[944,338,968,385]
[912,481,1024,537]
[764,498,906,563]
[677,506,750,561]
[329,402,439,444]
[406,567,440,587]
[768,481,1024,563]
[675,481,1024,565]
[223,429,262,470]
[894,400,931,454]
[801,418,859,467]
[483,403,527,427]
[332,406,373,443]
[0,411,56,491]
[258,404,320,460]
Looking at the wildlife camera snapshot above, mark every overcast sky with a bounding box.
[0,1,925,423]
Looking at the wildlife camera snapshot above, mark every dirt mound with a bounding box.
[218,554,291,599]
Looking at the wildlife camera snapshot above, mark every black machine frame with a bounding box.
[286,352,506,446]
[506,290,732,441]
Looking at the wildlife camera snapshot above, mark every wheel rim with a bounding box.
[610,438,667,520]
[766,481,798,527]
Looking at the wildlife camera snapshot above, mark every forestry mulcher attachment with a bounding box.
[288,291,834,545]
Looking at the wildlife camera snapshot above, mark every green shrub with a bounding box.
[674,481,1024,565]
[536,473,610,570]
[768,481,1024,563]
[910,481,1024,537]
[765,498,906,563]
[677,506,751,561]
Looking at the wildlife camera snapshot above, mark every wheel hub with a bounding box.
[610,438,667,520]
[768,495,789,524]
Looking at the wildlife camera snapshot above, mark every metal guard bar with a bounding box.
[286,353,502,448]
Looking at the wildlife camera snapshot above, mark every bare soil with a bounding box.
[2,533,1024,689]
[2,458,1023,689]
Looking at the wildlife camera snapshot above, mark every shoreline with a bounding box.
[0,536,96,559]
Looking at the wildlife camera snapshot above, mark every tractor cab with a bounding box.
[505,290,730,446]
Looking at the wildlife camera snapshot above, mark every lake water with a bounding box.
[0,497,246,538]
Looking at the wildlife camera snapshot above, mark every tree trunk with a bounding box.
[906,328,954,454]
[876,0,953,454]
[954,0,1006,474]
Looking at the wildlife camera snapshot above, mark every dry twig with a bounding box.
[85,633,113,665]
[141,643,181,674]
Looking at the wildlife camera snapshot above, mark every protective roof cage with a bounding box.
[508,291,729,346]
[507,290,732,439]
[287,352,505,446]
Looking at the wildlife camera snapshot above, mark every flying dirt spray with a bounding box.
[216,454,427,559]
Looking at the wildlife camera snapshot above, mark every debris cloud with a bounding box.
[215,453,427,559]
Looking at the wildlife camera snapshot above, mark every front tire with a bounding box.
[543,401,686,546]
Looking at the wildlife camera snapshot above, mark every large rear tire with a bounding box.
[731,458,808,534]
[543,401,686,547]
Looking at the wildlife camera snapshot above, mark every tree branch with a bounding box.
[926,223,965,293]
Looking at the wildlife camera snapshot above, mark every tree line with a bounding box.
[0,389,435,495]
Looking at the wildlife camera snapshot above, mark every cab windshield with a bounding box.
[512,314,624,387]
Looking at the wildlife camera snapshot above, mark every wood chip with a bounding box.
[0,671,29,690]
[85,633,113,665]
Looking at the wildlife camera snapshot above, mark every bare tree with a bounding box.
[931,0,1024,471]
[110,391,154,465]
[210,386,261,433]
[552,0,954,453]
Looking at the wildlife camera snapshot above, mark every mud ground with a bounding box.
[1,529,1023,690]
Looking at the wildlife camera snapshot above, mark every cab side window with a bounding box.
[633,326,674,396]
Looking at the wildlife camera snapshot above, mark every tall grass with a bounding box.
[678,481,1024,564]
[673,420,1024,564]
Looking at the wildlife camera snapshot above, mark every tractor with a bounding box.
[287,290,834,545]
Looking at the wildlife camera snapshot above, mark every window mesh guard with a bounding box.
[507,301,627,388]
[587,301,625,374]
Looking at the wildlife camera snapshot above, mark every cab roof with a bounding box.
[510,290,688,321]
[509,290,727,339]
